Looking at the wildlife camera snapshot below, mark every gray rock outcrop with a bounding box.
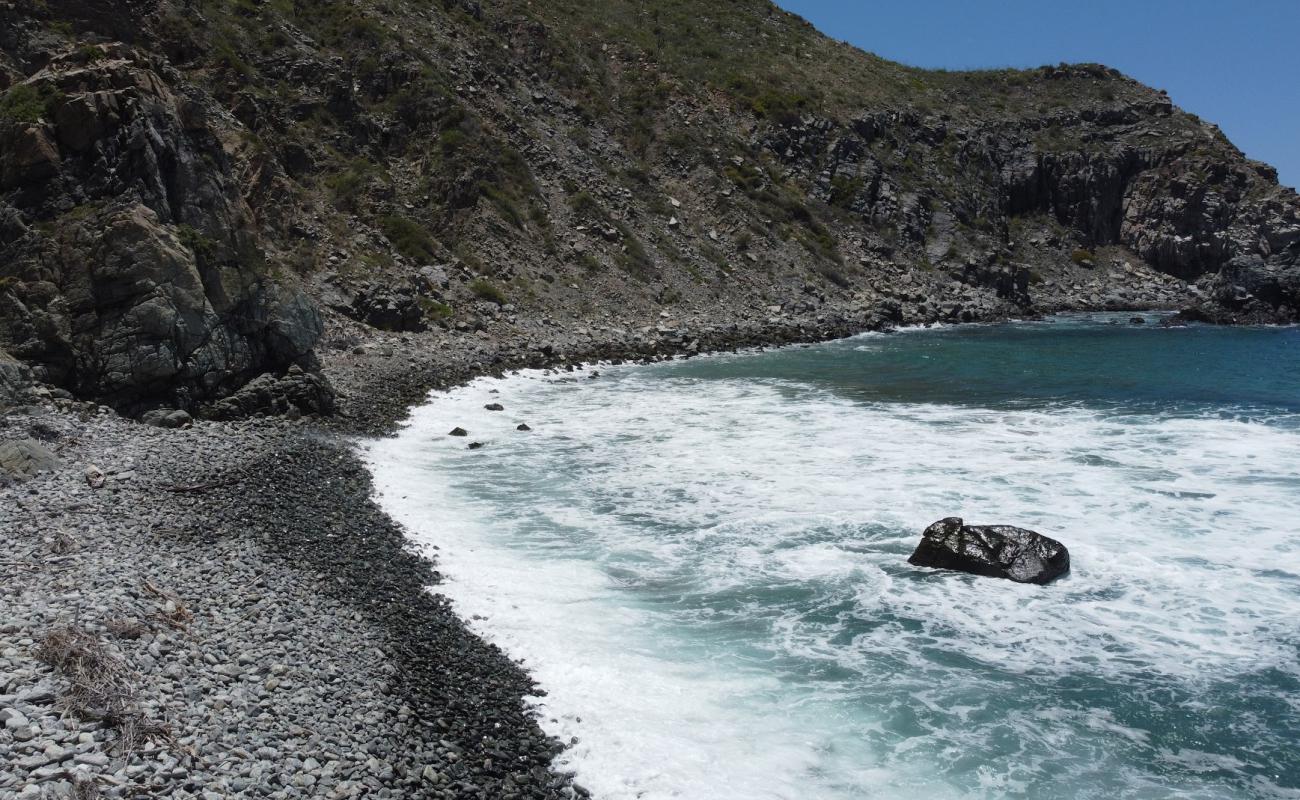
[0,45,325,413]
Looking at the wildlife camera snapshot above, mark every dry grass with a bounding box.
[68,773,102,799]
[50,529,78,555]
[36,626,175,757]
[142,580,193,630]
[103,616,149,640]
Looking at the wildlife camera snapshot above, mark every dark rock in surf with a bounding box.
[449,427,468,437]
[516,423,531,431]
[1130,316,1146,324]
[908,517,1070,585]
[467,441,485,450]
[484,403,505,411]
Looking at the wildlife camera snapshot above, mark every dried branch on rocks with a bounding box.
[143,580,193,629]
[162,477,239,494]
[50,529,79,554]
[103,615,150,640]
[35,625,176,757]
[68,772,102,799]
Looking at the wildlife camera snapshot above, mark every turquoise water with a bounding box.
[368,314,1300,799]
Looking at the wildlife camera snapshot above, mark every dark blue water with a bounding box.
[665,313,1300,416]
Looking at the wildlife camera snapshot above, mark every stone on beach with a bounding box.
[0,439,59,480]
[908,517,1070,584]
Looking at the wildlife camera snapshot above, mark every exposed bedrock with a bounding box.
[0,44,324,414]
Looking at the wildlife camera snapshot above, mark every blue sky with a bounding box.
[772,0,1299,190]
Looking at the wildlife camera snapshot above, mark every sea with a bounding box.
[365,313,1300,799]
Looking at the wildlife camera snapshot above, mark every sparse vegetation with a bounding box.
[380,215,437,261]
[469,278,507,304]
[324,158,381,212]
[0,83,56,124]
[177,224,218,266]
[418,297,453,319]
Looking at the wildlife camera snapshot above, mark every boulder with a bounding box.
[908,517,1070,585]
[484,403,504,411]
[348,283,430,332]
[204,366,335,420]
[141,408,193,428]
[0,438,59,479]
[449,427,468,436]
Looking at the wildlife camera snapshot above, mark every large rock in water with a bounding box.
[908,517,1070,585]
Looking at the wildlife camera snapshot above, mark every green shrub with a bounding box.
[324,158,378,211]
[0,84,53,124]
[176,224,219,266]
[567,126,592,149]
[828,175,864,210]
[418,297,453,319]
[380,215,437,261]
[469,278,506,304]
[568,191,605,220]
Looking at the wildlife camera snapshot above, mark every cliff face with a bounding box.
[0,39,321,412]
[1,0,1296,414]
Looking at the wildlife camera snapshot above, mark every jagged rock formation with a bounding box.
[0,42,321,414]
[908,517,1071,584]
[1,1,1296,413]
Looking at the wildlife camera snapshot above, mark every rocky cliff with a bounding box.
[1,0,1296,415]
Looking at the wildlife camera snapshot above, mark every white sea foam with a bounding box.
[365,352,1300,799]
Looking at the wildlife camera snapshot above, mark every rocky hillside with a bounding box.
[2,0,1296,416]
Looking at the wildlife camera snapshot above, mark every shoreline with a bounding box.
[0,301,1208,798]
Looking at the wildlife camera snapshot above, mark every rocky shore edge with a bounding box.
[0,298,1191,800]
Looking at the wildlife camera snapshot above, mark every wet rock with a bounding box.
[516,423,531,431]
[484,403,504,411]
[449,427,468,436]
[908,517,1070,584]
[1129,316,1146,324]
[467,441,485,450]
[0,439,59,479]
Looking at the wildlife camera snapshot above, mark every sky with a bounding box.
[772,0,1299,190]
